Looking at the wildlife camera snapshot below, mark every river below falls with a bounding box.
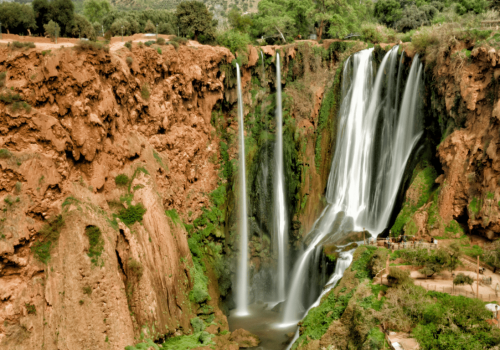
[228,303,296,349]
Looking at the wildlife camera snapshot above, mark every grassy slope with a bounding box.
[293,246,500,350]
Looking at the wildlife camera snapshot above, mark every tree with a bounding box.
[228,8,252,32]
[446,242,461,273]
[374,0,402,28]
[109,18,141,36]
[144,19,155,33]
[453,273,475,293]
[0,3,37,35]
[83,0,112,24]
[49,0,75,37]
[32,0,51,35]
[158,22,175,35]
[395,4,438,32]
[176,1,217,41]
[44,20,60,41]
[252,0,297,41]
[71,14,96,40]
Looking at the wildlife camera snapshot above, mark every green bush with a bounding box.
[360,23,384,43]
[388,267,412,285]
[172,36,188,45]
[141,83,150,100]
[0,91,22,104]
[12,41,35,49]
[0,149,12,159]
[85,226,104,267]
[190,317,205,333]
[127,258,143,279]
[75,40,110,53]
[216,30,251,54]
[189,261,209,303]
[117,203,146,226]
[25,303,36,315]
[31,215,65,264]
[115,174,130,186]
[124,41,132,50]
[144,40,155,47]
[167,41,180,50]
[453,273,474,288]
[0,71,6,87]
[157,47,162,54]
[126,56,133,66]
[156,37,165,45]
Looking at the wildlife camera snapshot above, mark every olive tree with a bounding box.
[176,1,217,41]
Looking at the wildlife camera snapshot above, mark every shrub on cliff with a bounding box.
[156,37,165,45]
[124,41,132,50]
[31,215,65,263]
[115,174,130,186]
[12,41,36,49]
[117,203,146,226]
[75,40,110,53]
[126,56,133,66]
[141,83,150,100]
[387,267,412,285]
[85,225,104,267]
[0,149,12,159]
[216,30,251,54]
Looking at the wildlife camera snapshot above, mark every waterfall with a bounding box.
[274,53,287,301]
[281,46,424,324]
[286,250,354,350]
[261,51,266,83]
[235,63,249,316]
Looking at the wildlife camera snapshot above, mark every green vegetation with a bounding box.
[165,209,181,225]
[153,150,168,171]
[176,1,216,42]
[31,215,65,264]
[141,84,150,100]
[126,56,133,66]
[156,37,165,45]
[469,196,481,219]
[25,303,36,315]
[83,285,92,295]
[12,42,36,49]
[117,204,146,226]
[85,226,104,267]
[293,246,500,350]
[75,40,110,53]
[127,258,143,279]
[0,149,12,159]
[115,174,130,186]
[453,273,474,291]
[391,165,437,235]
[125,41,132,50]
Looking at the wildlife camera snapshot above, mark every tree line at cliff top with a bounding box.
[0,0,498,47]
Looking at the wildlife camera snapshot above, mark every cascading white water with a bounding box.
[286,250,354,350]
[274,53,287,301]
[281,47,424,324]
[261,51,266,82]
[235,63,249,316]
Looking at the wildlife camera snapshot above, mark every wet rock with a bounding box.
[230,328,261,348]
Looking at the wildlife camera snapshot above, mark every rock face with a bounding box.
[0,43,234,348]
[392,45,500,241]
[230,328,261,348]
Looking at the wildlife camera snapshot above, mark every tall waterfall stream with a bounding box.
[229,47,424,349]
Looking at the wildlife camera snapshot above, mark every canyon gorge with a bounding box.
[1,33,500,350]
